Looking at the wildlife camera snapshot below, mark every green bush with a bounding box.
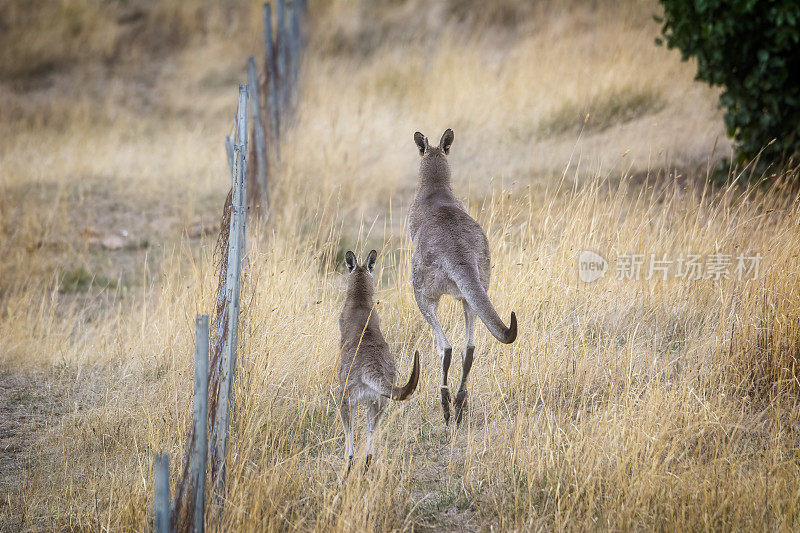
[657,0,800,170]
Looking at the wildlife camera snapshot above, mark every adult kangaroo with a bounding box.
[408,129,517,426]
[338,250,420,473]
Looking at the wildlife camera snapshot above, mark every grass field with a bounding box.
[2,0,800,531]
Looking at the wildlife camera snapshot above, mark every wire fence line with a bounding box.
[153,2,308,531]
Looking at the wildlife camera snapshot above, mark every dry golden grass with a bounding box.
[2,0,800,531]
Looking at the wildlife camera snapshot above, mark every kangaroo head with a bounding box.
[414,129,454,185]
[344,249,377,303]
[414,129,454,157]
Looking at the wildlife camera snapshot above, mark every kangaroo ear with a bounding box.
[345,251,357,273]
[414,131,428,156]
[439,128,454,155]
[365,249,378,273]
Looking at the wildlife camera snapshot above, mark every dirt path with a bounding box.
[0,369,64,530]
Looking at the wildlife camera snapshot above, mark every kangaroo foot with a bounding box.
[441,386,451,425]
[455,388,468,426]
[440,347,452,425]
[455,346,474,426]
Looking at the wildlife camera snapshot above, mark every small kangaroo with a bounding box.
[409,129,517,426]
[338,249,420,472]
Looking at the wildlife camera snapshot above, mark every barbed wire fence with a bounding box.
[151,2,308,531]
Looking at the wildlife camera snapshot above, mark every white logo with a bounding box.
[578,250,608,283]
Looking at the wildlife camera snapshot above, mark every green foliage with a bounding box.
[657,0,800,169]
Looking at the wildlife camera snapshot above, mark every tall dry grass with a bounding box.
[6,172,800,530]
[2,0,800,531]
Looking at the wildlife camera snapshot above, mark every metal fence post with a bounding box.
[154,453,170,533]
[213,84,248,494]
[247,56,270,212]
[224,135,234,175]
[191,315,209,533]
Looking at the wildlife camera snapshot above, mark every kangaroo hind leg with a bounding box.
[414,290,453,425]
[456,300,476,426]
[364,397,387,472]
[340,396,356,474]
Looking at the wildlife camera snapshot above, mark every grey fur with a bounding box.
[408,128,517,425]
[338,250,420,470]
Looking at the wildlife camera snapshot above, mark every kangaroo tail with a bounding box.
[452,265,517,344]
[390,350,420,400]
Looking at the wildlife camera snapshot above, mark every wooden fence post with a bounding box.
[212,84,249,495]
[263,2,280,161]
[170,315,212,532]
[191,315,209,533]
[295,0,307,52]
[154,453,170,533]
[276,0,289,118]
[247,56,270,213]
[230,84,248,405]
[288,1,300,93]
